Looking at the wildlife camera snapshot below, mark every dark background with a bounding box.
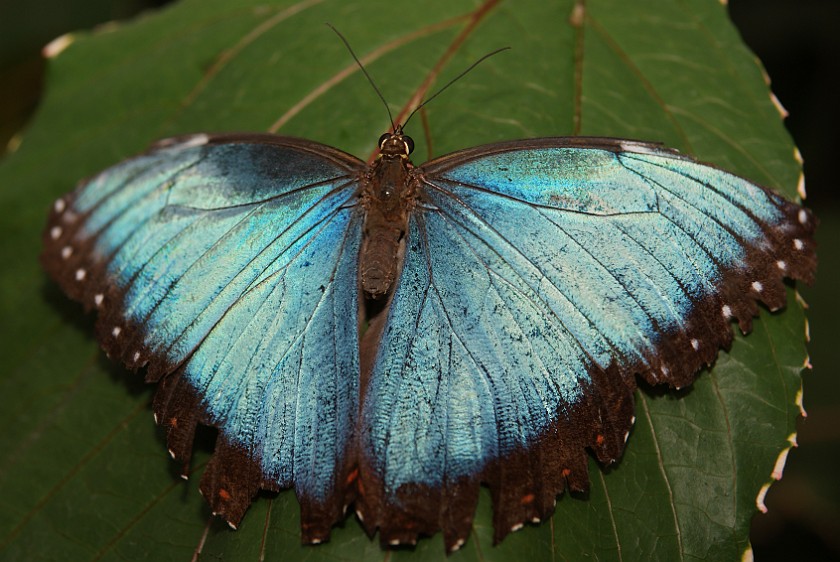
[1,0,837,559]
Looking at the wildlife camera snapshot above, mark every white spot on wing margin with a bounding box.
[619,140,673,156]
[157,134,210,150]
[179,134,210,148]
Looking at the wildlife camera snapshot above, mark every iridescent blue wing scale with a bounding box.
[41,134,365,541]
[356,138,816,550]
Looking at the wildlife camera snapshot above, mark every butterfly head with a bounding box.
[377,128,414,160]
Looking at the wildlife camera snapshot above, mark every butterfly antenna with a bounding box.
[403,46,510,128]
[326,23,396,132]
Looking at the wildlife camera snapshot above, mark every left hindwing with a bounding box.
[356,138,816,550]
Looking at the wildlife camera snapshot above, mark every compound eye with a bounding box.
[378,133,390,148]
[404,135,415,155]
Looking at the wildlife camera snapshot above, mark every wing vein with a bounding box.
[424,176,658,217]
[146,185,356,357]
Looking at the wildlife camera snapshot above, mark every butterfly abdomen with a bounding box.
[360,218,405,298]
[359,145,416,298]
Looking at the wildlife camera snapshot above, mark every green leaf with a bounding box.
[0,0,808,560]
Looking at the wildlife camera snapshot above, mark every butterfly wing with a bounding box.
[356,137,816,550]
[41,133,365,540]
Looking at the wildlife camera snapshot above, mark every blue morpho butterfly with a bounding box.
[41,35,816,554]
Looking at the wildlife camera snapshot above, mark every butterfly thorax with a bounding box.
[359,131,417,298]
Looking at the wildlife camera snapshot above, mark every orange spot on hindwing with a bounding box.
[345,467,359,485]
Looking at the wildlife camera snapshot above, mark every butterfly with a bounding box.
[41,118,816,551]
